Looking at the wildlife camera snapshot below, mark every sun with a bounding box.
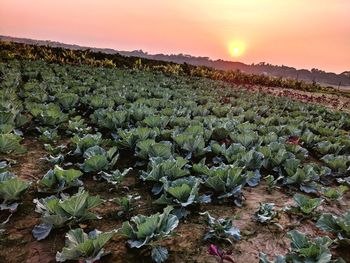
[233,47,240,56]
[229,41,245,57]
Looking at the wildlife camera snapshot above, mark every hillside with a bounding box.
[1,35,349,87]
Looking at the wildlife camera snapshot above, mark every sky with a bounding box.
[1,0,349,73]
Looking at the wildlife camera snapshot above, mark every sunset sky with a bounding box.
[1,0,349,73]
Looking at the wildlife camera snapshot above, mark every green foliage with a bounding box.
[200,211,240,244]
[80,146,119,173]
[154,176,208,207]
[285,230,336,263]
[0,175,29,210]
[116,127,158,149]
[201,165,246,204]
[173,133,208,158]
[56,93,79,111]
[67,116,91,135]
[71,133,103,156]
[32,189,103,240]
[100,168,132,186]
[56,228,114,262]
[116,194,140,217]
[259,253,286,263]
[37,127,60,143]
[0,134,26,154]
[135,140,173,160]
[140,157,189,182]
[90,109,129,130]
[321,185,348,201]
[286,193,323,216]
[321,154,350,174]
[255,203,278,224]
[38,165,83,193]
[118,206,179,262]
[316,211,350,243]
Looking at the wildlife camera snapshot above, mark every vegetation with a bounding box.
[0,42,350,262]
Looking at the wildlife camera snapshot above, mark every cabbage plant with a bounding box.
[38,165,83,193]
[71,133,104,156]
[32,189,103,240]
[283,164,321,193]
[67,116,92,135]
[321,154,350,174]
[143,115,169,129]
[316,210,350,244]
[100,168,132,186]
[285,194,323,216]
[285,230,341,262]
[230,131,261,149]
[154,176,210,208]
[173,133,209,158]
[135,139,173,160]
[56,92,79,111]
[115,127,158,149]
[0,133,26,154]
[320,185,348,201]
[56,228,115,263]
[200,211,240,244]
[200,165,246,206]
[90,109,129,130]
[80,146,119,173]
[140,157,190,194]
[0,172,30,211]
[254,203,278,224]
[259,253,286,263]
[118,206,179,263]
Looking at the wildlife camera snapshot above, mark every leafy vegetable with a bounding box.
[202,165,246,206]
[316,210,350,244]
[100,168,132,186]
[135,140,173,160]
[321,154,350,174]
[320,185,348,201]
[32,189,103,240]
[259,253,286,263]
[80,146,119,173]
[285,230,335,263]
[0,175,30,211]
[116,194,140,217]
[0,134,26,154]
[254,203,278,224]
[38,165,83,193]
[285,193,323,216]
[154,176,209,208]
[56,228,114,263]
[200,211,240,244]
[118,206,178,262]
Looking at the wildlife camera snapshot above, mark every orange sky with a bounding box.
[1,0,349,73]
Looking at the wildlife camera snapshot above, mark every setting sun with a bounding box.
[229,41,245,57]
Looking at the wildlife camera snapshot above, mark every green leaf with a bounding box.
[151,246,169,263]
[0,134,26,154]
[82,155,109,173]
[0,178,29,203]
[287,230,309,249]
[56,228,113,262]
[316,214,340,233]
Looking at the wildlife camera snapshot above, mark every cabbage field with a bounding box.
[1,57,350,263]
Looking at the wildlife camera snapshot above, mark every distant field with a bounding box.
[0,55,350,263]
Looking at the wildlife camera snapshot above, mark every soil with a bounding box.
[1,138,350,263]
[240,85,350,113]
